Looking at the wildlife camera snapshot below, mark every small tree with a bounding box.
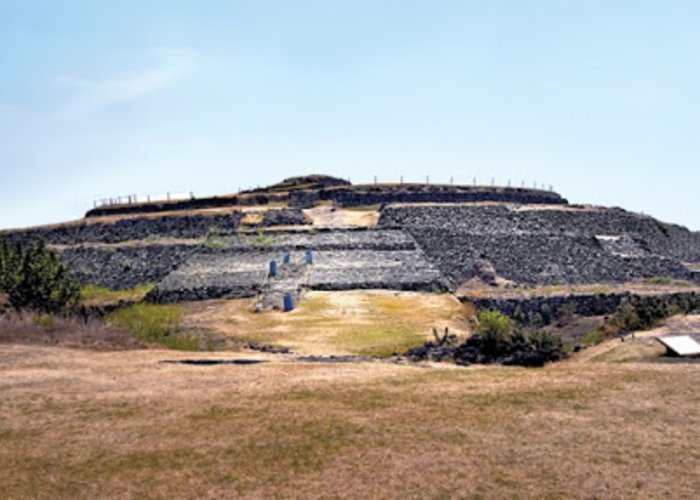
[0,239,79,313]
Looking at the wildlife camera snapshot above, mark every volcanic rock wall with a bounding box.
[59,245,198,290]
[379,204,700,286]
[2,213,244,245]
[289,184,567,208]
[467,291,700,323]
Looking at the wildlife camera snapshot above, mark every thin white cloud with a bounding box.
[52,47,197,117]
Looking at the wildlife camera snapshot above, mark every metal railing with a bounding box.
[93,192,195,208]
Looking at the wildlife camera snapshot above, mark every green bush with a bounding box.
[475,309,514,354]
[0,239,79,313]
[468,310,565,364]
[600,294,700,339]
[527,330,564,356]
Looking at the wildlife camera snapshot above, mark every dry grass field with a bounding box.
[2,341,700,498]
[2,303,700,498]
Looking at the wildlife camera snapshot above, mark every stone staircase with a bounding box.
[257,254,311,310]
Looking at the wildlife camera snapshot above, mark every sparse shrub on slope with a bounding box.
[0,239,79,314]
[596,294,700,339]
[407,310,566,367]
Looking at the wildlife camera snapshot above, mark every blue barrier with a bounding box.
[268,260,277,278]
[305,249,313,265]
[283,253,290,264]
[283,293,294,312]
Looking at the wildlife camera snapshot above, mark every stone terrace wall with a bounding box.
[381,205,700,259]
[2,213,244,245]
[379,204,700,287]
[59,245,198,290]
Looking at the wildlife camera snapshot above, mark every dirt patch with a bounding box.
[544,315,606,345]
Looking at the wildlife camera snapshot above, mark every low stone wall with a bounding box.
[4,213,244,245]
[465,291,700,323]
[59,244,198,290]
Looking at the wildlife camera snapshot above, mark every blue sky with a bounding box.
[1,0,699,230]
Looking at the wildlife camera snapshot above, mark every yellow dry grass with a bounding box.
[182,291,469,356]
[458,280,700,300]
[79,284,155,306]
[1,344,699,499]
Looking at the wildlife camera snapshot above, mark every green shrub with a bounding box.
[475,309,514,355]
[476,309,513,340]
[0,239,79,313]
[527,330,564,357]
[461,310,566,364]
[105,303,199,350]
[600,294,700,339]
